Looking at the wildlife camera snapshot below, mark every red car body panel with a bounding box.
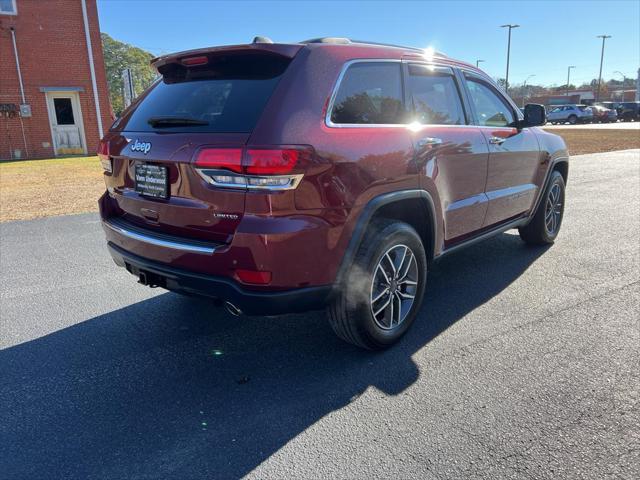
[98,40,568,310]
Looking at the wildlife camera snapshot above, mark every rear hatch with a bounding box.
[101,45,301,244]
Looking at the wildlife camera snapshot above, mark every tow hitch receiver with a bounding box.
[137,270,166,288]
[125,262,166,289]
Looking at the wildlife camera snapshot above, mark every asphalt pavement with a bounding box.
[1,150,639,479]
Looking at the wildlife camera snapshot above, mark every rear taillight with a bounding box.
[98,140,112,173]
[195,148,243,173]
[194,146,311,191]
[245,149,299,175]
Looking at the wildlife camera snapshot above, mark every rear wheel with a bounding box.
[328,219,427,350]
[568,115,577,125]
[519,170,565,245]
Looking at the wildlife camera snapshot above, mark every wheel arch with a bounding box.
[524,156,569,227]
[334,190,437,287]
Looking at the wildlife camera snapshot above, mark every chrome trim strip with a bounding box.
[446,193,488,212]
[196,168,304,191]
[103,220,216,255]
[486,183,537,201]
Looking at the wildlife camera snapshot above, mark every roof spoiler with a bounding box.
[151,43,303,71]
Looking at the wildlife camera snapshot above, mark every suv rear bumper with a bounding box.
[107,242,332,315]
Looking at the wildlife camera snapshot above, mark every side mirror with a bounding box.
[523,103,546,127]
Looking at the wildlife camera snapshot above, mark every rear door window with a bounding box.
[405,64,465,125]
[330,62,406,125]
[116,54,291,133]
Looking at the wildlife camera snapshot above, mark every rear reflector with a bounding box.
[98,140,112,173]
[235,269,272,285]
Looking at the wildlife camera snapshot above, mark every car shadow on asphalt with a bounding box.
[0,232,549,479]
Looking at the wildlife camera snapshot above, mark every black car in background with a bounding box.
[618,102,640,121]
[599,101,640,121]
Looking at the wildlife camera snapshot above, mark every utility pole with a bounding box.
[501,24,520,93]
[566,66,575,97]
[596,35,611,102]
[476,59,485,68]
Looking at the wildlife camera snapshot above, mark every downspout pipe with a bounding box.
[80,0,104,139]
[9,27,26,104]
[10,27,29,158]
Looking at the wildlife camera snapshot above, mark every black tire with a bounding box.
[568,115,577,125]
[519,170,566,245]
[328,219,427,350]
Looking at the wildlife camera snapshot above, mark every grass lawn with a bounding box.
[542,128,640,155]
[0,156,104,222]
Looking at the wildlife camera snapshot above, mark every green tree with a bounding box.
[101,33,157,116]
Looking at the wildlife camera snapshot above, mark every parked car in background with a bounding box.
[599,101,622,117]
[591,104,618,123]
[618,102,640,122]
[98,37,568,349]
[546,105,593,124]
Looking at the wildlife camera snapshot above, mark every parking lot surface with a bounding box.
[1,150,639,479]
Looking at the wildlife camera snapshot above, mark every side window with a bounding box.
[465,77,515,127]
[330,62,405,125]
[406,65,465,125]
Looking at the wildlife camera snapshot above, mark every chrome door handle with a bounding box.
[417,137,443,147]
[489,136,507,145]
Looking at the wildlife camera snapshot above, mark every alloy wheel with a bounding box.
[370,244,419,330]
[544,183,563,236]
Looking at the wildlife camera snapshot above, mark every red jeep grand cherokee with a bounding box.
[98,37,568,349]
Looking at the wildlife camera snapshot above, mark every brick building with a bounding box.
[1,0,111,160]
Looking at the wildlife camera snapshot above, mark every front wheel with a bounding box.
[568,115,578,125]
[519,171,566,245]
[328,219,427,350]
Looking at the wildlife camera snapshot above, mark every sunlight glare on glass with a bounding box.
[407,121,423,132]
[423,46,435,59]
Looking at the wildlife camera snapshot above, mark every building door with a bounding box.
[45,92,87,155]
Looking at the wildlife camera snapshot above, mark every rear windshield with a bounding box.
[115,53,291,133]
[577,106,589,111]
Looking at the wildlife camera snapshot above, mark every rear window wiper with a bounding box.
[147,116,210,128]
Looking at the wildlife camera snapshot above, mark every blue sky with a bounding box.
[97,0,639,87]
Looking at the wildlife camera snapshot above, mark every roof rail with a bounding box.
[300,37,446,57]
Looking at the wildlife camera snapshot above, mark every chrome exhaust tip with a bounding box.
[224,301,242,317]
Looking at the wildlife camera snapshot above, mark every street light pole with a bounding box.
[596,35,611,102]
[566,66,575,98]
[614,70,626,101]
[476,59,485,68]
[501,24,520,93]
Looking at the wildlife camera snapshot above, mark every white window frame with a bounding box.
[0,0,17,15]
